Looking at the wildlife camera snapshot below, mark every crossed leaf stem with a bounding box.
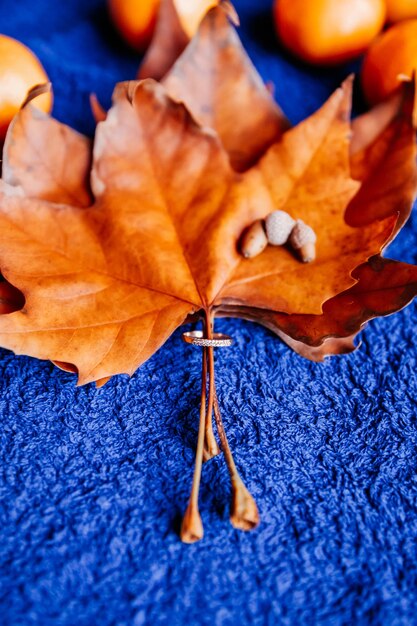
[180,312,260,543]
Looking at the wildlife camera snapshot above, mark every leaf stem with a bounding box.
[203,317,220,462]
[212,389,259,531]
[180,347,206,543]
[206,314,259,531]
[181,310,259,542]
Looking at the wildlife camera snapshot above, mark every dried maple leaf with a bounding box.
[0,77,398,383]
[0,9,416,542]
[162,7,290,171]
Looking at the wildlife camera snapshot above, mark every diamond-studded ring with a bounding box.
[182,330,233,348]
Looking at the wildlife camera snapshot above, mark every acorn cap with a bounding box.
[265,210,296,246]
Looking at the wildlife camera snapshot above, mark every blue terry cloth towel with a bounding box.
[0,1,417,624]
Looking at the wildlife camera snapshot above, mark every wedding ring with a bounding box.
[182,330,233,348]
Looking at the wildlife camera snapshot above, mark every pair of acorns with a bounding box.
[240,210,317,263]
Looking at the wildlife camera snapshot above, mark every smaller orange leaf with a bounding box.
[350,90,403,174]
[163,6,290,171]
[347,79,417,233]
[247,257,417,358]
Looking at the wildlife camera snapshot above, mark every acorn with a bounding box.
[289,219,317,263]
[240,220,268,259]
[265,210,295,246]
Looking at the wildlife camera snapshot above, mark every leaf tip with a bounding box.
[219,1,240,27]
[20,82,53,111]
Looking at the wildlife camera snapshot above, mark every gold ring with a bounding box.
[182,330,233,348]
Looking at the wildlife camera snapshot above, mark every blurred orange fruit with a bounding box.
[0,35,51,141]
[361,19,417,104]
[108,0,160,51]
[385,0,417,22]
[109,0,218,51]
[274,0,386,64]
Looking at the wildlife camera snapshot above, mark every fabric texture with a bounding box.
[1,1,417,624]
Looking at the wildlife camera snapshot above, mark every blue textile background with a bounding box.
[1,1,417,624]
